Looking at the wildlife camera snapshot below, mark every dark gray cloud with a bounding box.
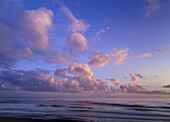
[163,85,170,88]
[138,90,169,94]
[134,73,145,79]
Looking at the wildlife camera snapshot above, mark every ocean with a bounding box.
[0,97,170,121]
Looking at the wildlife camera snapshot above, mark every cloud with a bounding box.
[120,83,144,93]
[0,63,110,92]
[68,32,88,53]
[92,27,110,44]
[129,73,144,82]
[60,2,89,33]
[139,90,168,94]
[139,53,152,57]
[131,75,139,83]
[144,0,160,17]
[0,65,147,94]
[134,73,145,79]
[88,48,129,67]
[92,29,106,44]
[59,2,89,53]
[110,79,119,86]
[114,48,129,65]
[44,50,71,64]
[24,8,53,50]
[54,61,110,92]
[119,73,144,93]
[0,2,53,68]
[88,51,110,67]
[151,48,166,54]
[95,29,106,41]
[163,84,170,88]
[0,69,53,91]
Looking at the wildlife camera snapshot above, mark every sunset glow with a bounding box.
[0,0,170,97]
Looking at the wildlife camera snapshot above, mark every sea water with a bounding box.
[0,97,170,121]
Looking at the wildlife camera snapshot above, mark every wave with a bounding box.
[0,98,170,121]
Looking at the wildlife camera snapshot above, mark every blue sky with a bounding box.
[0,0,170,96]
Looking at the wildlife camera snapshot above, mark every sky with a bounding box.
[0,0,170,97]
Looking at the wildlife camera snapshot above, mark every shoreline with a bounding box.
[0,117,85,122]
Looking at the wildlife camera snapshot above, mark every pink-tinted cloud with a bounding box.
[60,3,89,33]
[88,48,129,67]
[68,32,88,53]
[59,3,89,53]
[130,73,145,82]
[88,51,110,67]
[120,83,144,93]
[25,8,53,50]
[113,48,129,65]
[110,79,119,86]
[0,65,147,93]
[0,3,53,67]
[45,50,71,64]
[139,53,152,57]
[44,62,110,92]
[131,75,139,83]
[119,73,144,93]
[151,48,166,54]
[144,0,160,17]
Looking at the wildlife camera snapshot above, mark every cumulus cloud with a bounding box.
[110,79,119,86]
[117,73,145,93]
[151,48,166,54]
[24,8,53,50]
[88,48,129,67]
[129,73,144,82]
[119,73,144,93]
[0,63,110,92]
[131,75,139,83]
[144,0,160,17]
[54,62,109,92]
[120,83,144,93]
[68,32,88,53]
[0,63,147,94]
[59,2,89,53]
[0,1,53,68]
